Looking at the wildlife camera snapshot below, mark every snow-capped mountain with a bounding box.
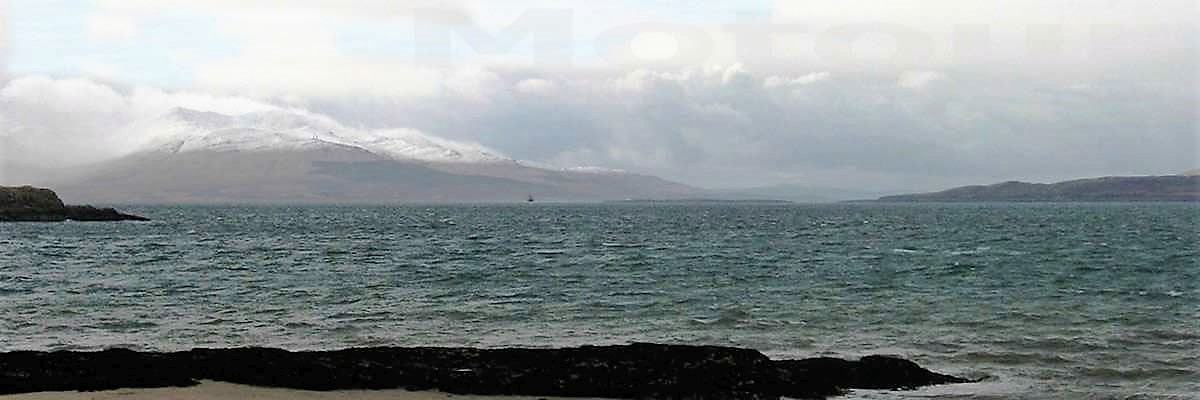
[136,108,510,164]
[39,107,703,203]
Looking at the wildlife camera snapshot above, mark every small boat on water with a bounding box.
[527,193,535,203]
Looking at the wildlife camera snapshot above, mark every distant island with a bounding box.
[606,199,794,205]
[875,173,1199,202]
[0,186,148,222]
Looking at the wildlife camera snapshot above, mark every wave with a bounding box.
[601,242,647,248]
[1079,367,1196,381]
[690,307,753,326]
[951,351,1074,366]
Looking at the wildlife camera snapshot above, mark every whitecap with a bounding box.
[601,242,646,248]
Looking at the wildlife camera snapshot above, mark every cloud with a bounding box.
[897,70,946,89]
[0,2,10,82]
[304,65,1196,188]
[80,61,123,80]
[195,53,447,99]
[2,61,1196,190]
[94,0,468,21]
[70,0,757,97]
[0,75,512,175]
[514,78,558,95]
[0,76,287,167]
[443,67,503,102]
[155,5,450,99]
[49,0,1190,104]
[764,72,832,88]
[1,77,137,167]
[86,14,140,42]
[773,0,1197,26]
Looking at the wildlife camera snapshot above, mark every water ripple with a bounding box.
[1,203,1197,399]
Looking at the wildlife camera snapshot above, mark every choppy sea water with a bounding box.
[1,203,1197,399]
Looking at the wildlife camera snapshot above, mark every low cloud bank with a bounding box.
[1,66,1195,189]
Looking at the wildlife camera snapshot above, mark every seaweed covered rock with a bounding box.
[773,355,971,392]
[0,344,971,399]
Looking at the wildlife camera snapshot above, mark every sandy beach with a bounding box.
[0,381,609,400]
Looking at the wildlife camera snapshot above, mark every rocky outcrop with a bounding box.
[0,185,65,208]
[774,355,970,392]
[0,344,971,399]
[0,186,148,222]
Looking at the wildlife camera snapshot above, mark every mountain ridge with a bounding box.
[134,107,512,164]
[33,108,703,203]
[875,174,1200,202]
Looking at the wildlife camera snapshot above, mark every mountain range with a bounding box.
[4,107,1196,204]
[4,108,700,204]
[875,174,1200,202]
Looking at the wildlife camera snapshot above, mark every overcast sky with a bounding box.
[1,0,1196,190]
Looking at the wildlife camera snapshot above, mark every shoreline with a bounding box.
[0,343,970,399]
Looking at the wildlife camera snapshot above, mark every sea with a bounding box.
[1,203,1197,399]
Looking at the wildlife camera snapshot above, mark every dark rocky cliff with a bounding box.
[0,186,148,222]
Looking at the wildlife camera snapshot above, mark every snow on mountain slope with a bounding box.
[135,107,510,163]
[561,166,630,174]
[513,160,631,175]
[49,108,707,203]
[353,128,508,164]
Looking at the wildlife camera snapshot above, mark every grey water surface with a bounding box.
[1,203,1197,399]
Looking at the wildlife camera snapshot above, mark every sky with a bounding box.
[0,0,1196,190]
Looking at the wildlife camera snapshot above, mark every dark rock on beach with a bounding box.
[774,355,971,392]
[0,344,971,399]
[0,185,147,222]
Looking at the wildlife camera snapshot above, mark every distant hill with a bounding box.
[710,183,891,203]
[24,107,701,204]
[876,174,1200,202]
